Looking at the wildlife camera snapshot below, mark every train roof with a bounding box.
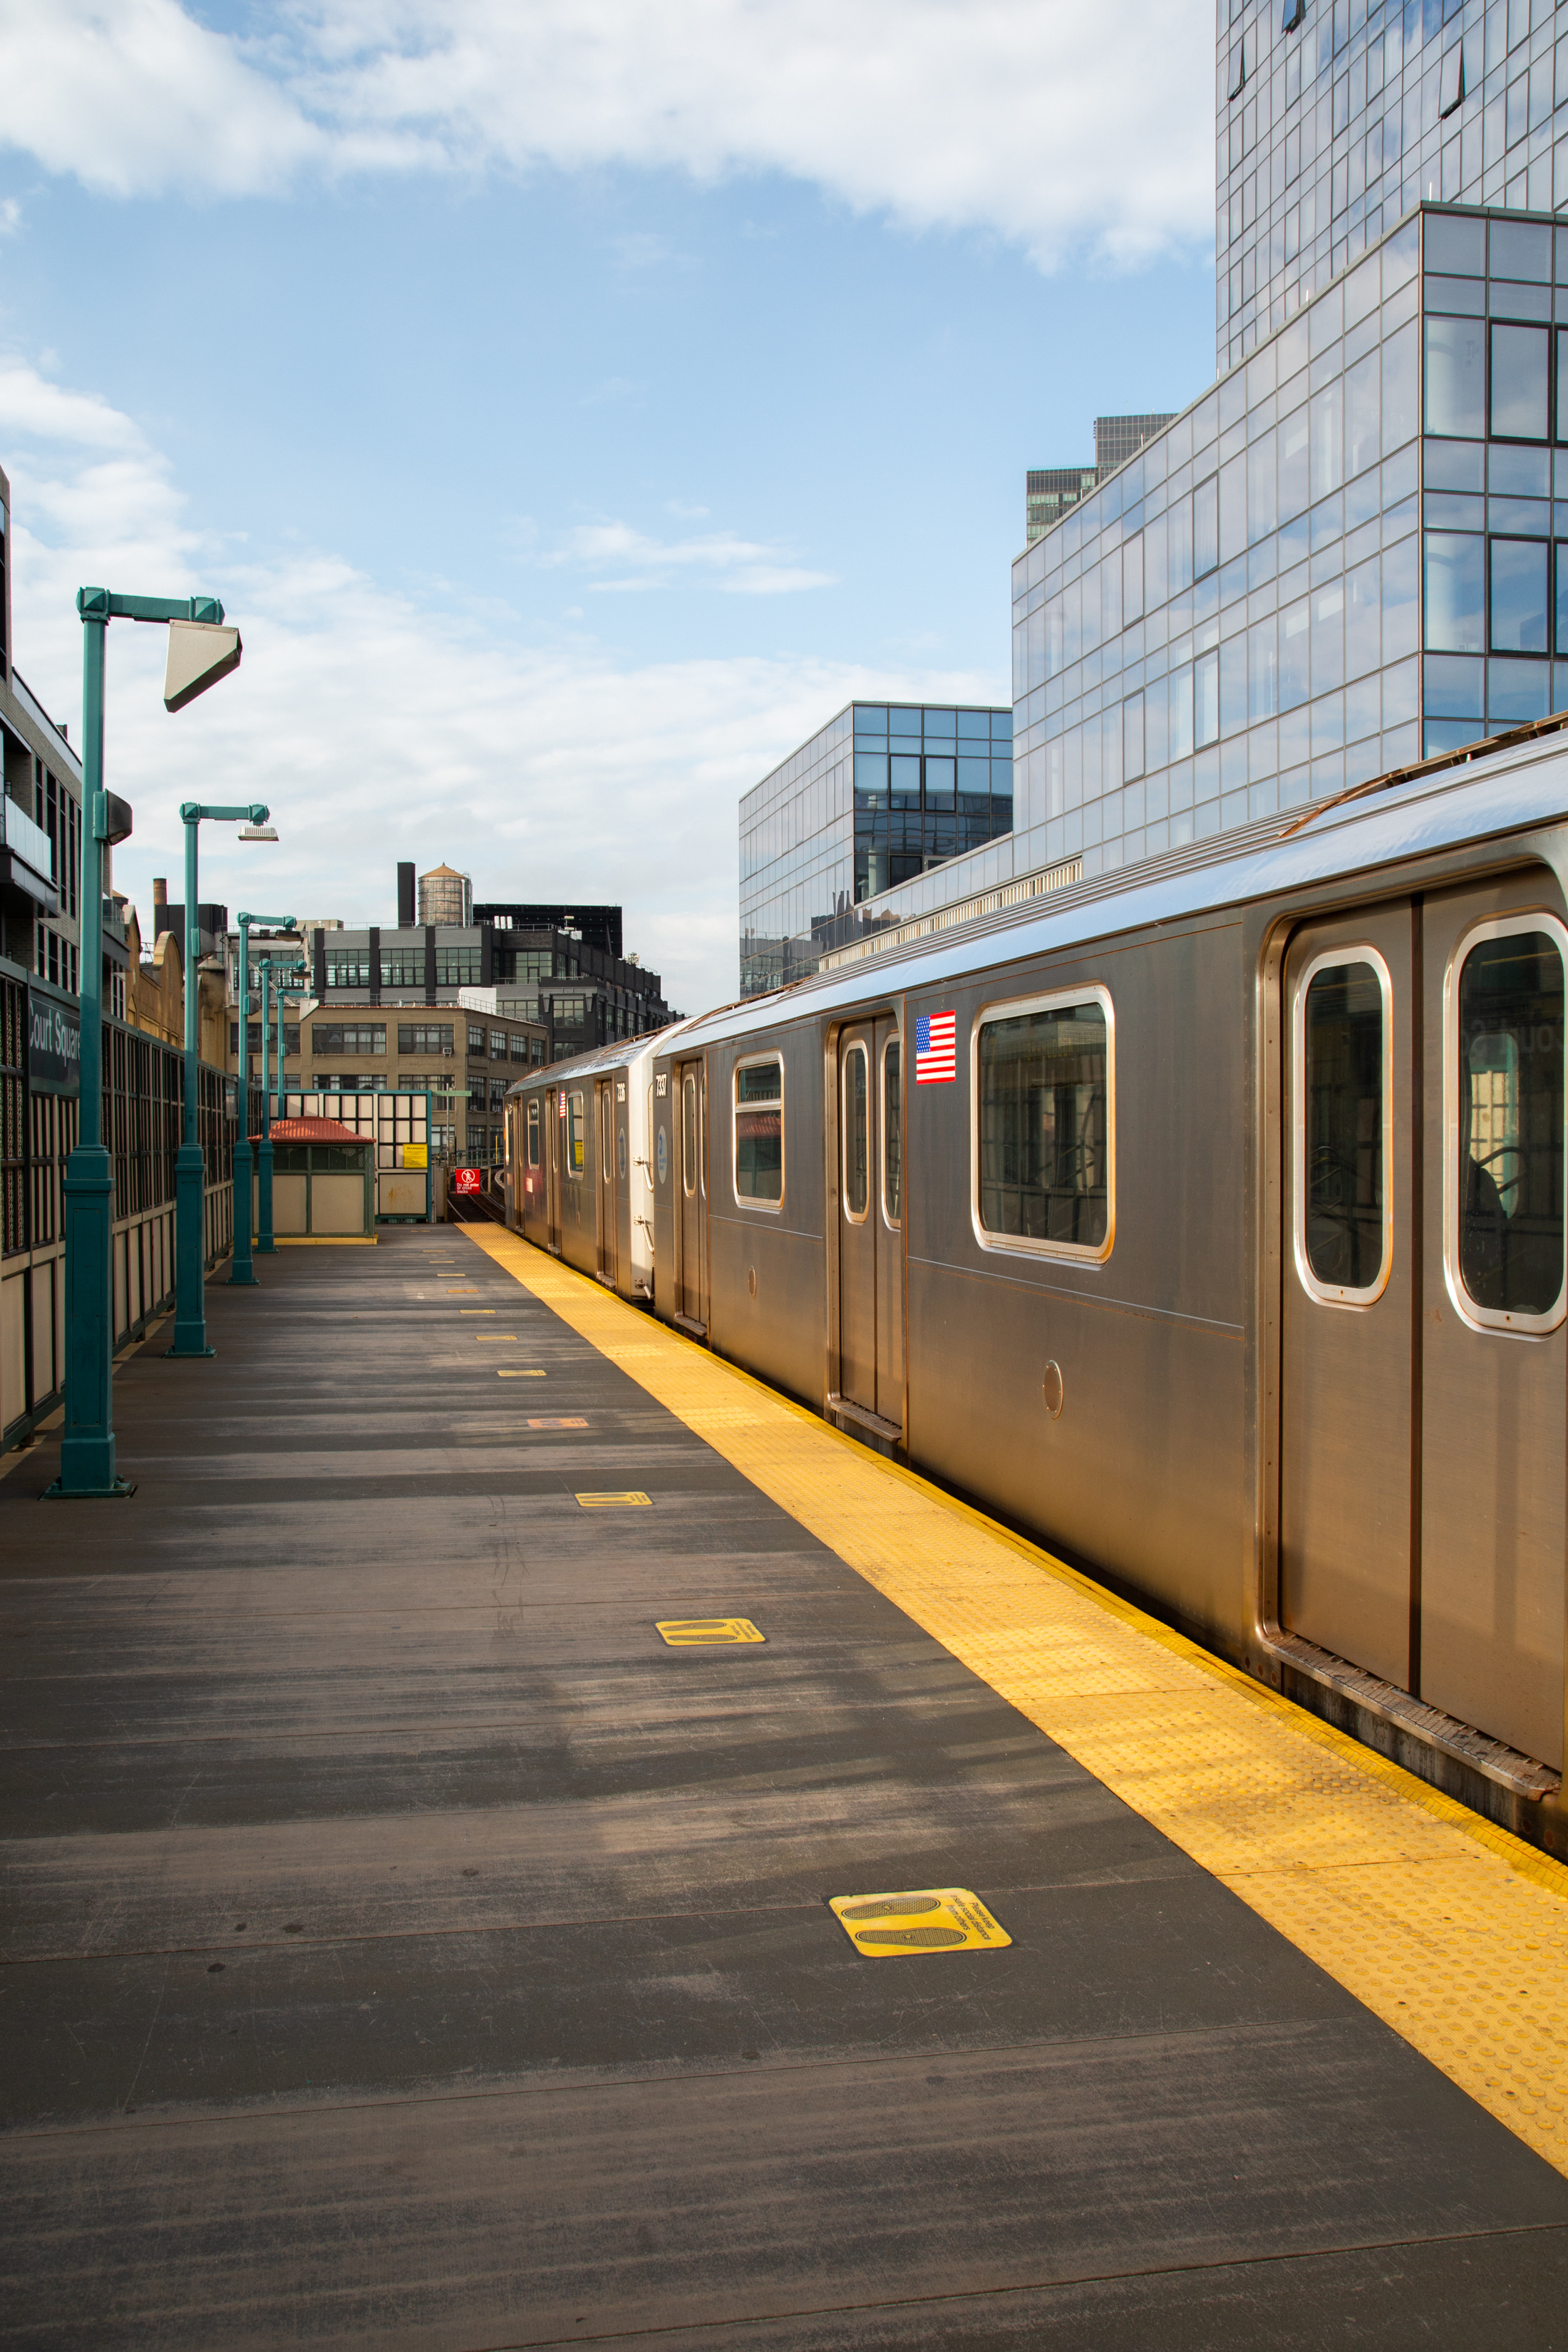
[504,1015,701,1098]
[666,728,1568,1053]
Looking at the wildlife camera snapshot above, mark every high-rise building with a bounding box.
[1026,418,1178,543]
[1215,0,1567,378]
[418,862,472,927]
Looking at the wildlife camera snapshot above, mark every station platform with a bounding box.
[3,1223,1568,2348]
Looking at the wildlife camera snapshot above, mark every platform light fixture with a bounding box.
[48,587,244,1502]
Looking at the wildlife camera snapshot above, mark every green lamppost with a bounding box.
[167,802,276,1358]
[255,952,306,1254]
[229,911,296,1288]
[48,587,242,1500]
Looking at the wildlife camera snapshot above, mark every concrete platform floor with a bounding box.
[2,1227,1567,2351]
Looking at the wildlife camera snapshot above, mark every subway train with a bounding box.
[507,727,1568,1855]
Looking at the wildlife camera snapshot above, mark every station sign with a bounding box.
[27,990,80,1096]
[453,1166,483,1196]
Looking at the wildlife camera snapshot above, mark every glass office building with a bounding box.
[1006,202,1568,880]
[1217,0,1568,378]
[739,702,1013,997]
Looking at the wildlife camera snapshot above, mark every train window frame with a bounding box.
[646,1084,656,1190]
[882,1031,903,1231]
[526,1098,540,1170]
[1442,908,1568,1336]
[567,1090,586,1180]
[1291,944,1395,1310]
[732,1051,785,1213]
[969,984,1115,1264]
[842,1041,870,1224]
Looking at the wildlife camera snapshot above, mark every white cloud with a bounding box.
[0,0,1214,268]
[542,518,835,597]
[2,361,1000,1015]
[0,197,20,235]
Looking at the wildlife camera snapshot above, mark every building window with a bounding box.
[1490,538,1549,656]
[1490,321,1549,443]
[312,1023,386,1056]
[489,1028,507,1060]
[379,950,424,987]
[974,991,1113,1261]
[1425,532,1485,652]
[324,954,371,988]
[312,1073,389,1093]
[397,1023,453,1054]
[435,947,481,986]
[468,1023,485,1053]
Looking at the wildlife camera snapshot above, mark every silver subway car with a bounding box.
[515,739,1568,1855]
[508,1026,694,1299]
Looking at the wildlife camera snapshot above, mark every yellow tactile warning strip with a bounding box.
[465,1227,1568,2176]
[829,1888,1012,1956]
[656,1618,766,1645]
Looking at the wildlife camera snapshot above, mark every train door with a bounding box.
[836,1016,904,1428]
[675,1056,708,1333]
[1279,882,1567,1769]
[1419,880,1567,1769]
[547,1084,562,1254]
[596,1077,617,1284]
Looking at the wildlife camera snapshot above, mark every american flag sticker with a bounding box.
[914,1011,958,1085]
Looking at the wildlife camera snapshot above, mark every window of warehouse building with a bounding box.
[489,1028,507,1059]
[313,1023,386,1056]
[324,952,371,987]
[435,947,480,986]
[510,1035,532,1062]
[397,1023,453,1054]
[468,1023,485,1054]
[312,1073,390,1093]
[379,949,424,986]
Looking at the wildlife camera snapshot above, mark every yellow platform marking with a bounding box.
[577,1490,651,1509]
[656,1618,765,1646]
[463,1225,1568,2177]
[473,1334,521,1341]
[528,1416,587,1430]
[830,1888,1011,1956]
[497,1370,546,1378]
[458,1309,495,1315]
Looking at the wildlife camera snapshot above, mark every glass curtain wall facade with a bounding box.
[1010,202,1568,877]
[1218,0,1568,378]
[739,703,1012,998]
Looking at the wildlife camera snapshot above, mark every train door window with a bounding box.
[734,1055,784,1207]
[843,1042,870,1222]
[974,989,1113,1259]
[567,1091,585,1177]
[682,1073,698,1197]
[527,1098,540,1169]
[602,1100,612,1182]
[618,1125,627,1181]
[1292,949,1393,1304]
[1445,914,1568,1331]
[646,1085,656,1188]
[882,1035,902,1228]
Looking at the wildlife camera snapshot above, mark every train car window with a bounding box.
[974,990,1113,1258]
[682,1073,698,1197]
[527,1098,540,1169]
[567,1091,585,1178]
[646,1085,656,1189]
[602,1103,612,1182]
[618,1126,627,1182]
[1446,915,1567,1332]
[1294,951,1392,1305]
[734,1056,784,1206]
[843,1043,870,1222]
[882,1037,902,1227]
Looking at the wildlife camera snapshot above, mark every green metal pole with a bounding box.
[49,600,130,1497]
[167,809,213,1356]
[229,914,257,1286]
[257,959,274,1254]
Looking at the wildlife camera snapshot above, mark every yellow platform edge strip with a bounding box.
[465,1226,1568,2176]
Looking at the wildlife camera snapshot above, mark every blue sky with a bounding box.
[0,1,1217,1013]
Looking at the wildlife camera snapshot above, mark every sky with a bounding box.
[0,0,1218,1015]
